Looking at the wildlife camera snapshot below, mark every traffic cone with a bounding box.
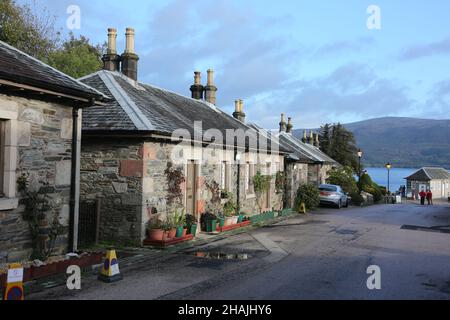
[3,263,24,300]
[299,202,307,214]
[98,250,123,283]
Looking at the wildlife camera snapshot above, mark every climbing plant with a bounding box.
[164,162,185,210]
[17,174,65,261]
[205,180,222,215]
[253,171,272,214]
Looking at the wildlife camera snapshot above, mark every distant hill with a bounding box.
[293,117,450,169]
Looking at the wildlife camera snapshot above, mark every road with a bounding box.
[30,201,450,300]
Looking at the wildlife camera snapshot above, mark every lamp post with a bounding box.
[235,151,241,214]
[385,162,391,194]
[357,149,363,182]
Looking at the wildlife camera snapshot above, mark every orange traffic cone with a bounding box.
[98,250,123,283]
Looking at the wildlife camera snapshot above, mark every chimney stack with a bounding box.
[302,130,307,143]
[279,113,287,132]
[309,131,314,145]
[190,71,204,100]
[314,133,320,148]
[204,69,217,105]
[286,117,293,134]
[121,28,139,81]
[233,99,246,122]
[102,28,120,71]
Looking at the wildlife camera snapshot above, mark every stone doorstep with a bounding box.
[25,211,304,298]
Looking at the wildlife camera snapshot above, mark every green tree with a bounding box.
[326,166,358,194]
[319,123,359,173]
[295,184,320,210]
[0,0,60,60]
[46,33,104,78]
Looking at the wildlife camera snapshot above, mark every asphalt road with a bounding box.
[30,201,450,300]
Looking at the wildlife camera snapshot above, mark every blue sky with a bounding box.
[20,0,450,128]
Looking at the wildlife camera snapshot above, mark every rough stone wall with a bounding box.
[285,162,309,209]
[319,164,333,185]
[308,164,320,186]
[0,94,73,263]
[80,138,143,246]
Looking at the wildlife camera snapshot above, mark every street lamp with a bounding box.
[357,149,363,182]
[385,162,391,194]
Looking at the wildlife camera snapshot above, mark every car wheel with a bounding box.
[344,199,349,208]
[337,200,342,209]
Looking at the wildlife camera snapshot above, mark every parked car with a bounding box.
[319,184,349,209]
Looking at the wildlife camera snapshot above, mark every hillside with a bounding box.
[293,117,450,168]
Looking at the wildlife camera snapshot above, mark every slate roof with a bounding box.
[278,131,340,165]
[0,40,107,101]
[79,70,288,152]
[405,167,450,181]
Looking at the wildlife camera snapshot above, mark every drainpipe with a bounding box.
[68,106,80,252]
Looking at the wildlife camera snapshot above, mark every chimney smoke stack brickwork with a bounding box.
[204,69,217,105]
[102,28,120,71]
[279,114,287,132]
[233,99,246,122]
[286,117,293,134]
[190,71,204,100]
[121,28,139,81]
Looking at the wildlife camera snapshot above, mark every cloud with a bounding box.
[400,38,450,61]
[313,37,375,59]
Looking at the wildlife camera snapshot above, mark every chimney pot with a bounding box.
[102,28,120,72]
[233,99,246,122]
[121,28,139,81]
[204,68,218,105]
[286,117,293,133]
[279,113,287,132]
[190,71,204,100]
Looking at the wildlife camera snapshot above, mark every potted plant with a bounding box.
[173,209,186,238]
[201,212,217,232]
[223,194,237,226]
[217,212,225,228]
[185,214,198,236]
[163,215,177,239]
[147,219,164,241]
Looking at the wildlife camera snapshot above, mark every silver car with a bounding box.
[319,184,349,209]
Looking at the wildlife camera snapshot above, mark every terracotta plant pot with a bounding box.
[224,217,233,226]
[148,229,164,241]
[168,228,177,239]
[232,216,239,224]
[182,228,187,237]
[163,231,170,240]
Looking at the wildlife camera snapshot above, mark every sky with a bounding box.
[19,0,450,129]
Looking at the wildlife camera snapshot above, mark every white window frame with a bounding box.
[0,108,19,210]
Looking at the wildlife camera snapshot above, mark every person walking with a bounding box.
[419,189,427,205]
[426,189,433,205]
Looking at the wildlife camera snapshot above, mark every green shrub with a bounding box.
[350,192,364,206]
[295,184,320,210]
[326,166,358,194]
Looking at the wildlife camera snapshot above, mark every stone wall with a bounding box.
[80,138,143,246]
[0,94,74,263]
[285,162,309,209]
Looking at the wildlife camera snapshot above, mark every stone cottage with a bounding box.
[0,41,107,263]
[78,28,287,246]
[248,115,340,209]
[405,167,450,199]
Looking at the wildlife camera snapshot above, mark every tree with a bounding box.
[295,184,320,210]
[319,123,359,173]
[326,166,358,194]
[46,33,104,78]
[0,0,60,60]
[0,1,104,78]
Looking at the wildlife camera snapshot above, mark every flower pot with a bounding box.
[163,231,170,240]
[218,218,225,227]
[148,229,164,241]
[190,224,197,236]
[224,217,233,226]
[206,220,217,232]
[182,228,187,237]
[237,214,244,223]
[175,226,184,238]
[232,216,239,225]
[168,228,177,239]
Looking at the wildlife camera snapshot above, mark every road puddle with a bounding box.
[190,252,250,260]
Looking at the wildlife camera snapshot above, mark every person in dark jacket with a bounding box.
[426,189,433,205]
[419,189,427,205]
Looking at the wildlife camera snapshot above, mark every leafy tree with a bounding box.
[326,166,358,194]
[0,0,60,60]
[46,33,104,78]
[319,123,359,173]
[0,1,104,78]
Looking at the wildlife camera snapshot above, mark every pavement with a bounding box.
[28,201,450,300]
